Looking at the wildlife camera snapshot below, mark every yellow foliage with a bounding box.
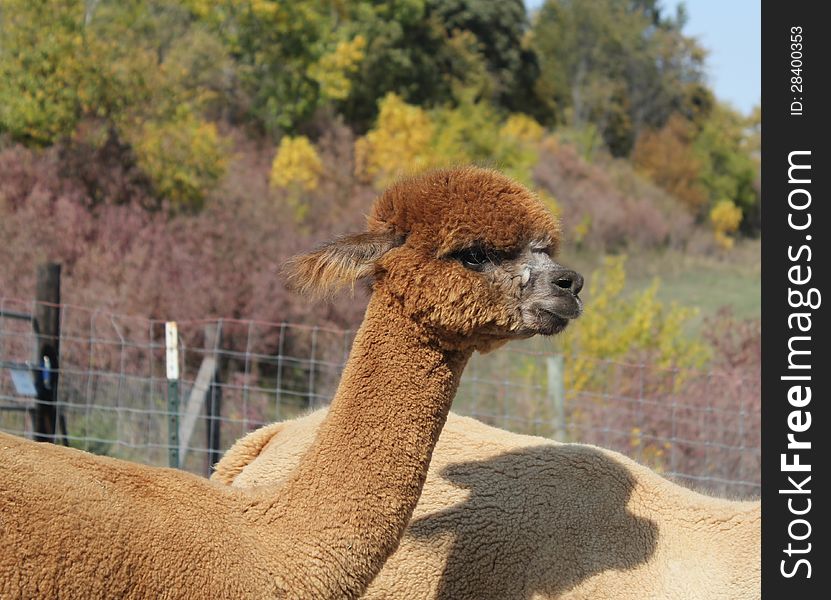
[354,93,435,185]
[250,0,281,18]
[714,232,734,250]
[710,199,742,250]
[500,114,545,144]
[270,135,324,223]
[710,200,742,232]
[270,136,323,191]
[355,93,546,189]
[558,256,708,394]
[131,108,227,211]
[309,36,366,101]
[429,100,540,186]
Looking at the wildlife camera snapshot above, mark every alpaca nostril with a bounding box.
[571,272,584,295]
[554,270,583,295]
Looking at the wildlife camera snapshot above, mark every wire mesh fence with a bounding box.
[0,298,760,498]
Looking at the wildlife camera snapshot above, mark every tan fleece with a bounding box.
[215,409,761,600]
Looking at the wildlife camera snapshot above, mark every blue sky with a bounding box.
[525,0,761,115]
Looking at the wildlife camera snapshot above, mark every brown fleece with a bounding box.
[215,409,761,600]
[287,167,562,351]
[370,167,561,347]
[1,167,567,599]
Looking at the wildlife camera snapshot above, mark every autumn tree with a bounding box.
[188,0,366,134]
[531,0,708,155]
[425,0,542,115]
[0,1,235,209]
[693,103,759,231]
[0,0,159,145]
[334,1,483,129]
[631,114,708,213]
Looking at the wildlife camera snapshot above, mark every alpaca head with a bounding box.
[286,167,583,350]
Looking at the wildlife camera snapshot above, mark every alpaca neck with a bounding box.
[257,290,471,598]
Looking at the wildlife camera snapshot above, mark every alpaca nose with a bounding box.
[553,269,583,296]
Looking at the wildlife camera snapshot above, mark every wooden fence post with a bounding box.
[33,263,61,443]
[546,355,566,442]
[176,324,223,473]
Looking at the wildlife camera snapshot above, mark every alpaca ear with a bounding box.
[283,230,403,298]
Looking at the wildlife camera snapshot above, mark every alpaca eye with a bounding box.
[455,247,490,270]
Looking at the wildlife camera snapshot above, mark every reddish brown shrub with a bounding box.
[0,131,372,357]
[533,143,693,251]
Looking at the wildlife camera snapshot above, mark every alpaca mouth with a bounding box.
[535,310,572,336]
[527,295,581,336]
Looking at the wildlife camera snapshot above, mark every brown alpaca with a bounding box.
[0,166,583,599]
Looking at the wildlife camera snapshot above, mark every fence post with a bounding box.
[546,355,566,441]
[165,321,180,468]
[206,323,223,474]
[33,263,61,443]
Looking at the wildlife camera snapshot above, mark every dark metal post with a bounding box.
[205,323,223,474]
[33,263,61,443]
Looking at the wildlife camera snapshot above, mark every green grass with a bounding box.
[567,239,761,332]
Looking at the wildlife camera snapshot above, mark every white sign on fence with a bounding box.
[165,321,179,381]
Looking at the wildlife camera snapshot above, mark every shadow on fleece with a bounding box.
[407,445,658,599]
[214,409,760,600]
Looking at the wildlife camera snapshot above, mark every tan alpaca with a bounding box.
[0,167,583,599]
[215,409,760,600]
